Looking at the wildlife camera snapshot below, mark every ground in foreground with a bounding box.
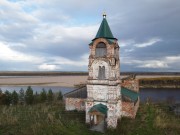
[0,102,180,135]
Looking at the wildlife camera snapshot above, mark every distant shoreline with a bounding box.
[139,77,180,89]
[0,71,180,76]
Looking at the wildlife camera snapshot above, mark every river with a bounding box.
[140,88,180,103]
[0,86,180,103]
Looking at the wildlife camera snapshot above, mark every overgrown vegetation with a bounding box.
[0,102,179,135]
[0,102,97,135]
[139,77,180,88]
[110,103,180,135]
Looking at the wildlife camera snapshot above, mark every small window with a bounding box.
[95,42,107,57]
[98,66,105,80]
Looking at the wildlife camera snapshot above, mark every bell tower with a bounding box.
[86,14,121,128]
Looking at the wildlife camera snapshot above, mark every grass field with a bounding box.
[0,102,180,135]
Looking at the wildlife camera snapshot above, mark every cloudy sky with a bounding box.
[0,0,180,72]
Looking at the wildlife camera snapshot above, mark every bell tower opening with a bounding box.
[95,42,107,57]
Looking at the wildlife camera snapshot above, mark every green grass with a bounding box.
[0,102,180,135]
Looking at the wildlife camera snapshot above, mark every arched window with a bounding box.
[95,42,107,57]
[98,66,105,80]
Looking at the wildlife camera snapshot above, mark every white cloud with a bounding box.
[121,55,180,69]
[29,24,97,49]
[137,60,168,68]
[0,42,44,63]
[38,63,58,71]
[119,39,135,47]
[166,55,180,63]
[32,8,70,24]
[134,38,162,48]
[121,57,169,69]
[0,40,88,71]
[0,0,38,23]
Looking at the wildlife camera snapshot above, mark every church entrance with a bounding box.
[88,104,108,132]
[90,112,105,125]
[89,112,106,133]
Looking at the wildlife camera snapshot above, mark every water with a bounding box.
[140,88,180,103]
[0,86,180,103]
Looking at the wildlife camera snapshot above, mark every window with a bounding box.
[98,66,105,80]
[95,42,107,57]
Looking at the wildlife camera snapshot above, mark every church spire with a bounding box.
[94,14,116,40]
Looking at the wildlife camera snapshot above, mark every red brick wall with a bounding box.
[65,98,85,111]
[121,79,139,92]
[122,98,139,118]
[122,101,134,118]
[121,78,139,118]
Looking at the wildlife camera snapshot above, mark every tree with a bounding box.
[0,88,2,95]
[0,89,5,105]
[4,90,12,106]
[19,88,25,105]
[11,90,18,105]
[40,88,47,103]
[25,86,34,105]
[47,89,53,102]
[34,91,40,104]
[57,91,63,101]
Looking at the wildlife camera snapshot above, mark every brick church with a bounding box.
[64,14,139,130]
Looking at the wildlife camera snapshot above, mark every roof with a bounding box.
[64,86,87,98]
[95,16,115,39]
[89,103,108,115]
[121,87,139,102]
[90,15,117,44]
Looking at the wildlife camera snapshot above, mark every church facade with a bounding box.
[64,14,139,129]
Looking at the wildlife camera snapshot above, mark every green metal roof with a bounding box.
[89,103,108,115]
[121,87,139,102]
[94,16,116,40]
[89,15,117,45]
[107,39,116,44]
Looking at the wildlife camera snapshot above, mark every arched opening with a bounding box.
[95,42,107,57]
[89,104,107,131]
[98,66,105,80]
